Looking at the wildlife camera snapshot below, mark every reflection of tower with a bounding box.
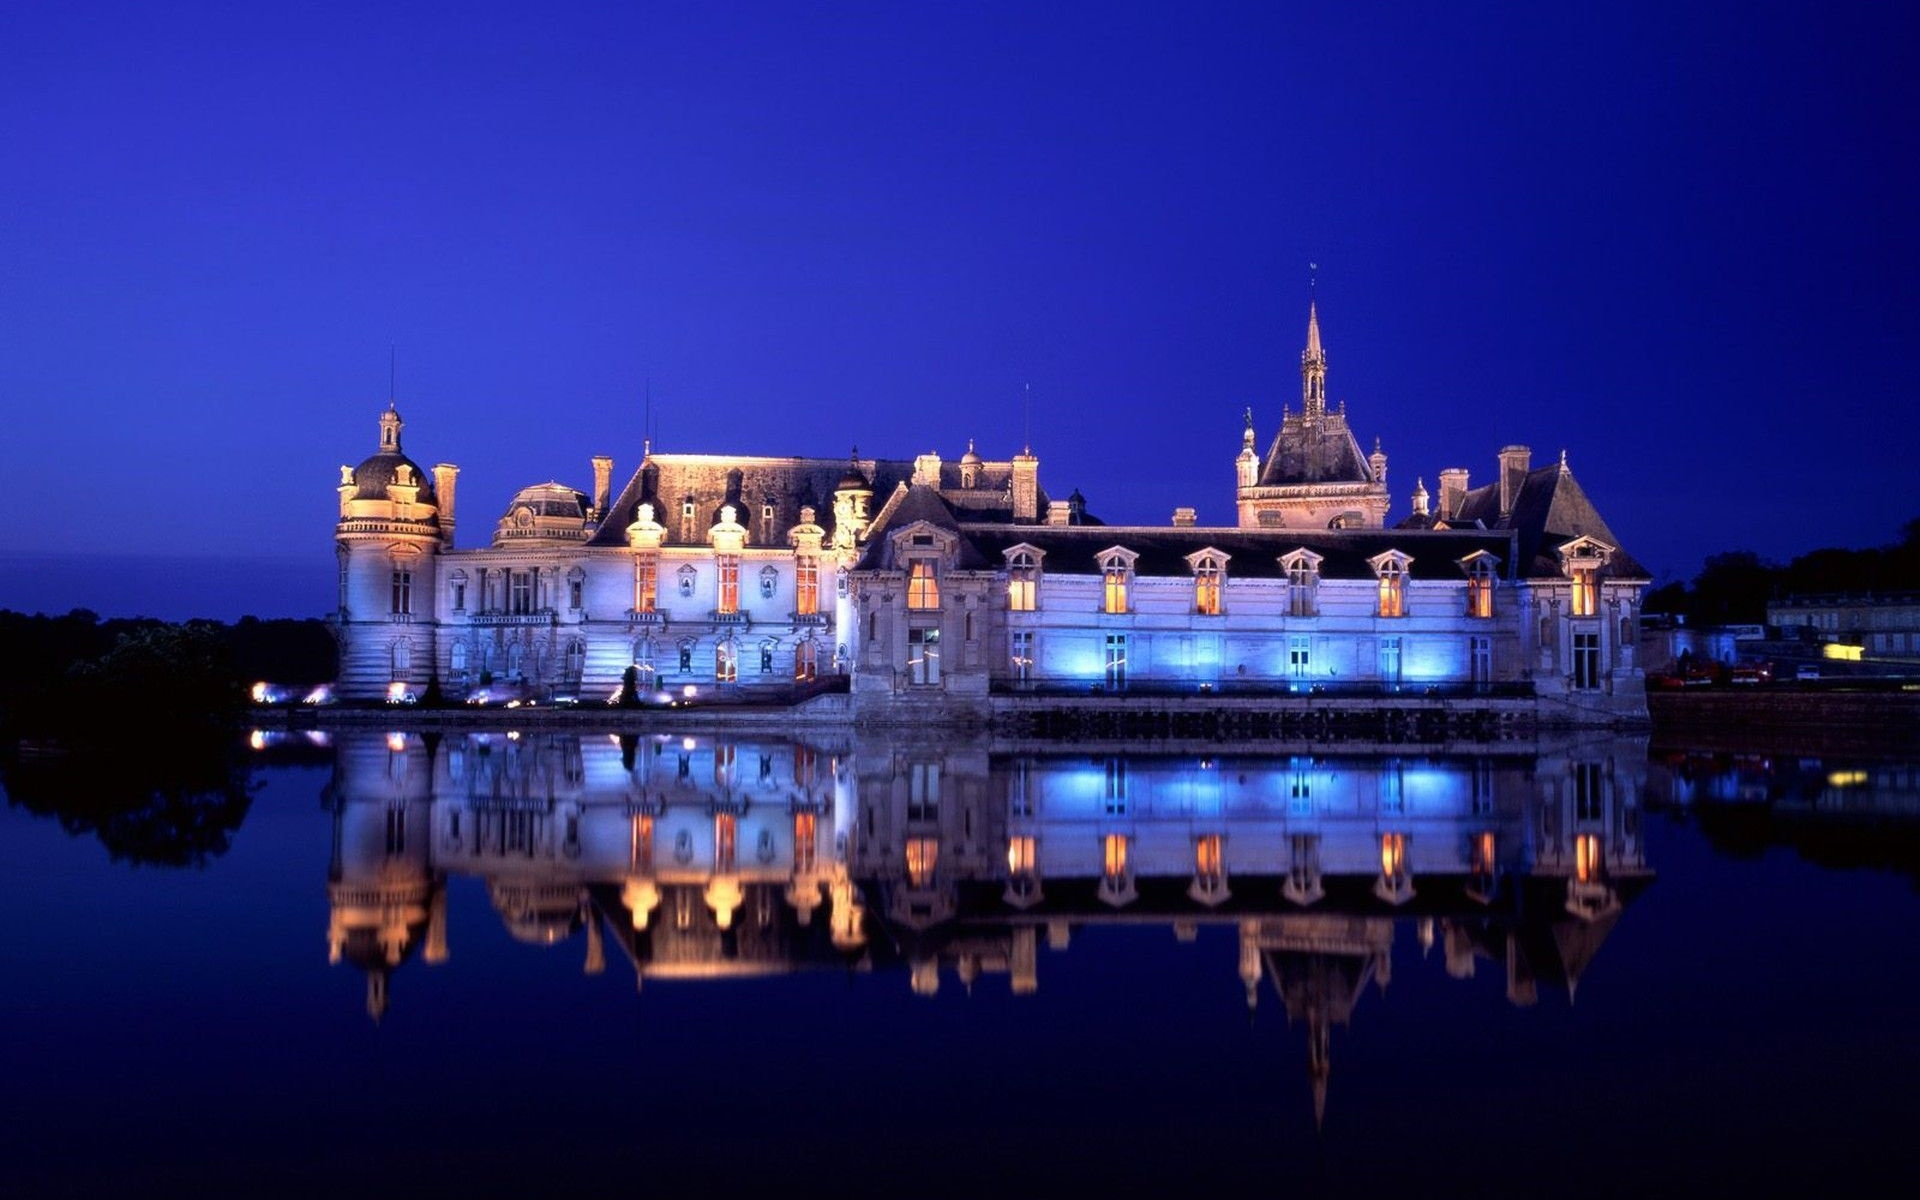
[324,731,444,1021]
[1251,915,1394,1132]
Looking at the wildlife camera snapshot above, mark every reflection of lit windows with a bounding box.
[1103,833,1129,880]
[1472,831,1497,877]
[1007,551,1037,612]
[908,762,941,822]
[1574,833,1602,884]
[1008,835,1036,875]
[1193,555,1223,615]
[793,812,817,873]
[907,560,941,610]
[906,837,939,888]
[1574,762,1603,820]
[1466,557,1495,618]
[1193,834,1224,899]
[715,813,737,871]
[795,556,819,615]
[1380,832,1407,880]
[1573,632,1601,689]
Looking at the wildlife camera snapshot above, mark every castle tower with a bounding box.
[334,404,446,700]
[1235,301,1391,530]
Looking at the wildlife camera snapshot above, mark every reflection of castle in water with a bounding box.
[323,729,1651,1122]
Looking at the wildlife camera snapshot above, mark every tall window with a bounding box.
[1011,630,1034,684]
[510,571,534,614]
[759,639,775,673]
[1289,635,1311,680]
[680,499,696,543]
[795,555,820,615]
[1467,558,1495,618]
[1007,551,1037,612]
[794,638,818,682]
[1104,633,1128,690]
[1102,555,1130,614]
[1572,632,1601,689]
[908,627,941,685]
[1193,556,1222,616]
[1377,559,1406,618]
[452,580,466,611]
[907,560,940,610]
[390,568,413,615]
[1379,636,1402,686]
[634,638,655,684]
[568,578,584,610]
[564,640,585,680]
[634,556,657,613]
[1470,635,1492,691]
[1571,565,1598,617]
[716,640,738,683]
[717,555,740,614]
[1286,556,1318,617]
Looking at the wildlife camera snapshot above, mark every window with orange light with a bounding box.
[1575,833,1602,884]
[1007,551,1037,611]
[906,837,939,888]
[634,556,658,613]
[1103,833,1129,879]
[1377,560,1406,618]
[1194,558,1222,615]
[1102,556,1130,614]
[907,560,941,610]
[1467,559,1494,618]
[1571,565,1598,617]
[1007,835,1036,875]
[717,555,740,614]
[794,555,819,615]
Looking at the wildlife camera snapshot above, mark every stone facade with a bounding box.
[331,303,1650,725]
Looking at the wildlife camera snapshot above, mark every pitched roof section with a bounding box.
[1256,412,1377,487]
[1449,463,1649,580]
[854,485,993,571]
[586,452,1053,548]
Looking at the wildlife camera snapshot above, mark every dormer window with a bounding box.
[1370,552,1411,618]
[1462,555,1497,618]
[1282,550,1321,617]
[907,560,941,610]
[1007,549,1038,612]
[1099,549,1136,615]
[1188,550,1226,616]
[1571,564,1598,617]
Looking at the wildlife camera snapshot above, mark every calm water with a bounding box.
[4,725,1918,1197]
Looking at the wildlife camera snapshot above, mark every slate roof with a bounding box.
[1256,412,1377,488]
[348,450,437,505]
[955,524,1520,580]
[584,453,1053,548]
[1446,462,1650,580]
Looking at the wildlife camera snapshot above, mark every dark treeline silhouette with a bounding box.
[1643,517,1920,626]
[0,610,331,868]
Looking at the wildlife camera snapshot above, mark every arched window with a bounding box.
[1007,551,1037,612]
[450,642,468,676]
[678,638,695,672]
[1284,551,1320,618]
[795,638,818,682]
[759,638,776,674]
[715,640,738,683]
[907,560,940,610]
[392,640,412,673]
[564,640,585,681]
[1376,559,1406,618]
[1466,557,1496,618]
[1192,555,1223,616]
[1101,554,1131,615]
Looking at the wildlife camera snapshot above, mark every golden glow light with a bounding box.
[1007,835,1036,874]
[1379,832,1406,878]
[905,837,938,887]
[1822,643,1863,661]
[1103,833,1129,878]
[1575,833,1602,884]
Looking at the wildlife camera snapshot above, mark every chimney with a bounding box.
[1437,468,1468,520]
[913,452,942,487]
[1011,451,1039,522]
[591,456,613,519]
[1046,500,1072,526]
[1172,506,1197,527]
[432,463,460,546]
[1498,445,1531,517]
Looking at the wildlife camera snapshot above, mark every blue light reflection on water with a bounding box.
[2,735,1918,1196]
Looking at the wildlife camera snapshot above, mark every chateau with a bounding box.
[332,303,1650,725]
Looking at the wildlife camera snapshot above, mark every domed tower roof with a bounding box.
[348,406,436,503]
[959,439,983,467]
[492,481,592,546]
[836,446,872,492]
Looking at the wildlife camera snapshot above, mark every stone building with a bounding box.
[332,302,1649,724]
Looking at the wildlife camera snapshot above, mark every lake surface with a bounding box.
[4,724,1917,1197]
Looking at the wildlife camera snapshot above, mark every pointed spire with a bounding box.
[1300,291,1328,419]
[1305,300,1323,359]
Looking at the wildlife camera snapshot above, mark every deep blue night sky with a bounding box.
[2,1,1914,620]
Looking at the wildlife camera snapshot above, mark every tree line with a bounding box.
[1643,518,1920,627]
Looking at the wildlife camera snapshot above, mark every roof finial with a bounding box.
[1560,448,1569,469]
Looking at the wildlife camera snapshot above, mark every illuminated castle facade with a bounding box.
[331,304,1650,724]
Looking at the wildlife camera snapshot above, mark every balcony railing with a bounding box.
[467,611,557,626]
